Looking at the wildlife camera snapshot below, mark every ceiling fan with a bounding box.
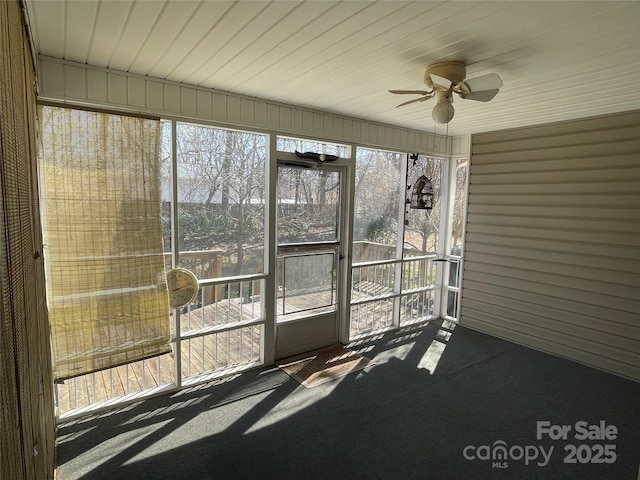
[389,61,503,124]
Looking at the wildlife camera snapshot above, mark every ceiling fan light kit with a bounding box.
[432,95,455,124]
[390,61,503,124]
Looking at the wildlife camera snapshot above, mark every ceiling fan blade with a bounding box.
[460,88,500,102]
[389,89,431,95]
[430,73,452,90]
[459,72,503,93]
[396,95,434,108]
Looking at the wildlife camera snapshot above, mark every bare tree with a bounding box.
[353,148,403,246]
[451,159,468,248]
[174,124,267,276]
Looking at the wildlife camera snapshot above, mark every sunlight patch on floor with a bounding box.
[418,321,456,374]
[417,339,447,374]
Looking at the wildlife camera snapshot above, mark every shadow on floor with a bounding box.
[56,321,640,480]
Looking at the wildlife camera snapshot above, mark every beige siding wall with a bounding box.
[37,56,469,156]
[462,111,640,381]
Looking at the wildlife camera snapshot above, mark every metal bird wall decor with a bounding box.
[295,150,340,166]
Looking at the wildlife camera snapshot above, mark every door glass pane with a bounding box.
[404,156,444,256]
[353,147,403,263]
[175,123,267,278]
[277,166,340,244]
[277,252,337,322]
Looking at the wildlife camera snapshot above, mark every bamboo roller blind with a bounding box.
[2,1,55,477]
[38,105,170,379]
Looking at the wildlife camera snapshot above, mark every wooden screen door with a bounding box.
[274,163,346,358]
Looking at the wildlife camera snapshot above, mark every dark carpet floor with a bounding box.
[56,321,640,480]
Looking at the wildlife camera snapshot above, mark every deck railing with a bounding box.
[350,241,439,337]
[56,242,449,417]
[56,250,261,418]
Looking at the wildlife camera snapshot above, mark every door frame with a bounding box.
[267,149,355,360]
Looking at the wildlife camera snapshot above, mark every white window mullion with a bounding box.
[435,156,453,318]
[261,133,278,365]
[394,153,410,328]
[170,119,182,388]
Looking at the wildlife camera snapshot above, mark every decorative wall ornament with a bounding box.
[410,175,435,210]
[295,150,340,166]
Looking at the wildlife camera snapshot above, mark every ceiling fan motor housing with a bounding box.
[424,61,466,89]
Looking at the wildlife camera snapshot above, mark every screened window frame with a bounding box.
[46,111,459,420]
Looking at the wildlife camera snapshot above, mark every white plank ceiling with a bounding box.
[24,0,640,136]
